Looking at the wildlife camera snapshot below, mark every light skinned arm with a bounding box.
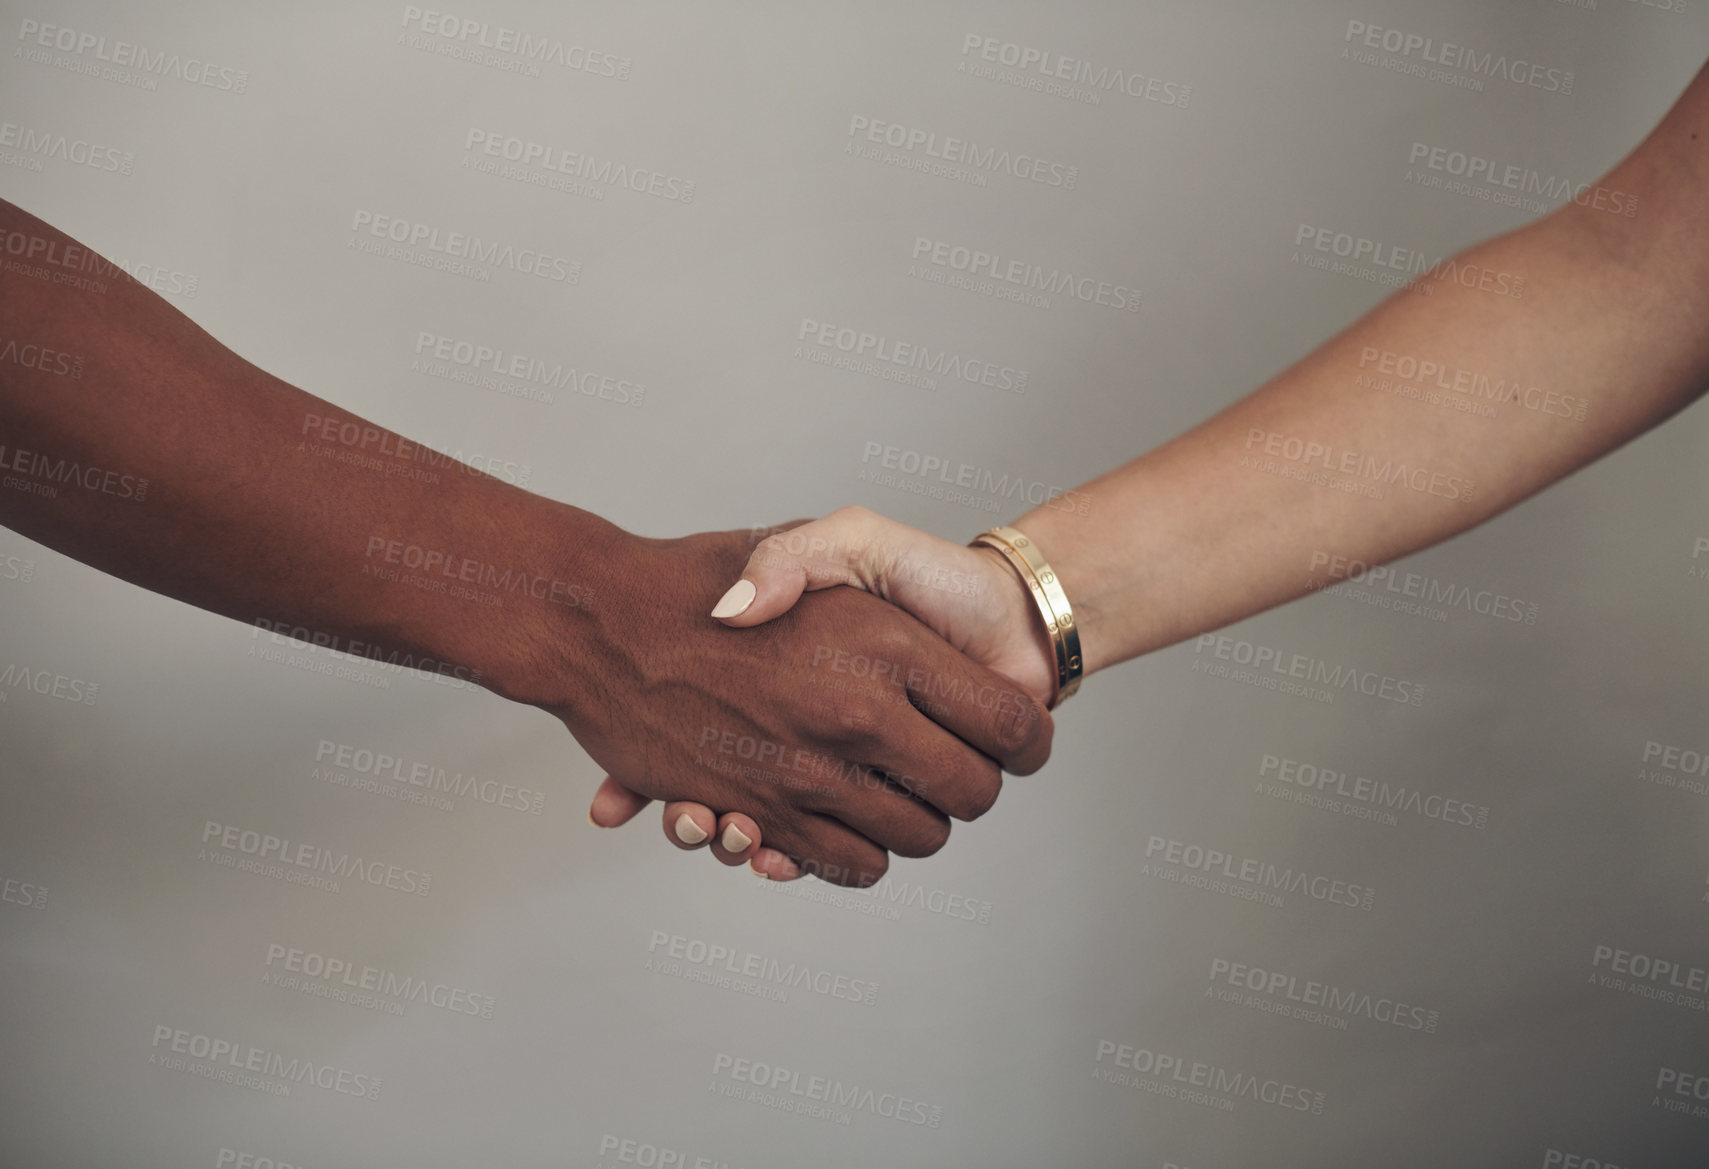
[632,57,1709,865]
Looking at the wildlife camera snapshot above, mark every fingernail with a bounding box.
[710,579,756,619]
[675,813,708,845]
[750,857,770,877]
[722,824,753,853]
[587,808,601,828]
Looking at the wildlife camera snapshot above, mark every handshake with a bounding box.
[559,508,1065,886]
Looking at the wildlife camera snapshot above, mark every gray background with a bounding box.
[3,2,1708,1166]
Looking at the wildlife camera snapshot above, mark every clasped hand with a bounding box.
[561,512,1054,884]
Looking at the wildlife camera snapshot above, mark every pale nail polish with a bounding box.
[722,824,753,853]
[587,808,600,828]
[750,857,770,877]
[675,813,708,845]
[710,579,756,619]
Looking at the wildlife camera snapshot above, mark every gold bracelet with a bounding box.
[971,525,1082,708]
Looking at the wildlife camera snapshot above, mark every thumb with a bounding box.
[709,516,842,626]
[710,507,903,627]
[587,775,652,828]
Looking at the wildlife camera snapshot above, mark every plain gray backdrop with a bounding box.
[2,2,1707,1166]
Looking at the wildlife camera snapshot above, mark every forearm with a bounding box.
[1017,70,1709,674]
[0,198,615,704]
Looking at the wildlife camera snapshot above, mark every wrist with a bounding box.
[499,523,757,718]
[969,543,1059,708]
[422,494,631,711]
[1009,504,1120,678]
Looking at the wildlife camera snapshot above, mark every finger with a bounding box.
[900,619,1055,776]
[759,809,890,887]
[850,703,1007,825]
[589,775,652,828]
[709,811,761,866]
[748,847,801,881]
[799,766,954,858]
[662,801,718,850]
[793,823,888,887]
[714,506,943,627]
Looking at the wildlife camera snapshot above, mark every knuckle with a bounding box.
[752,808,808,857]
[993,689,1045,758]
[949,767,1002,822]
[799,851,888,887]
[866,621,917,667]
[829,504,876,529]
[908,816,953,858]
[752,532,800,574]
[851,853,888,887]
[832,700,884,746]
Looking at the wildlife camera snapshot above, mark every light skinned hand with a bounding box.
[589,508,1057,879]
